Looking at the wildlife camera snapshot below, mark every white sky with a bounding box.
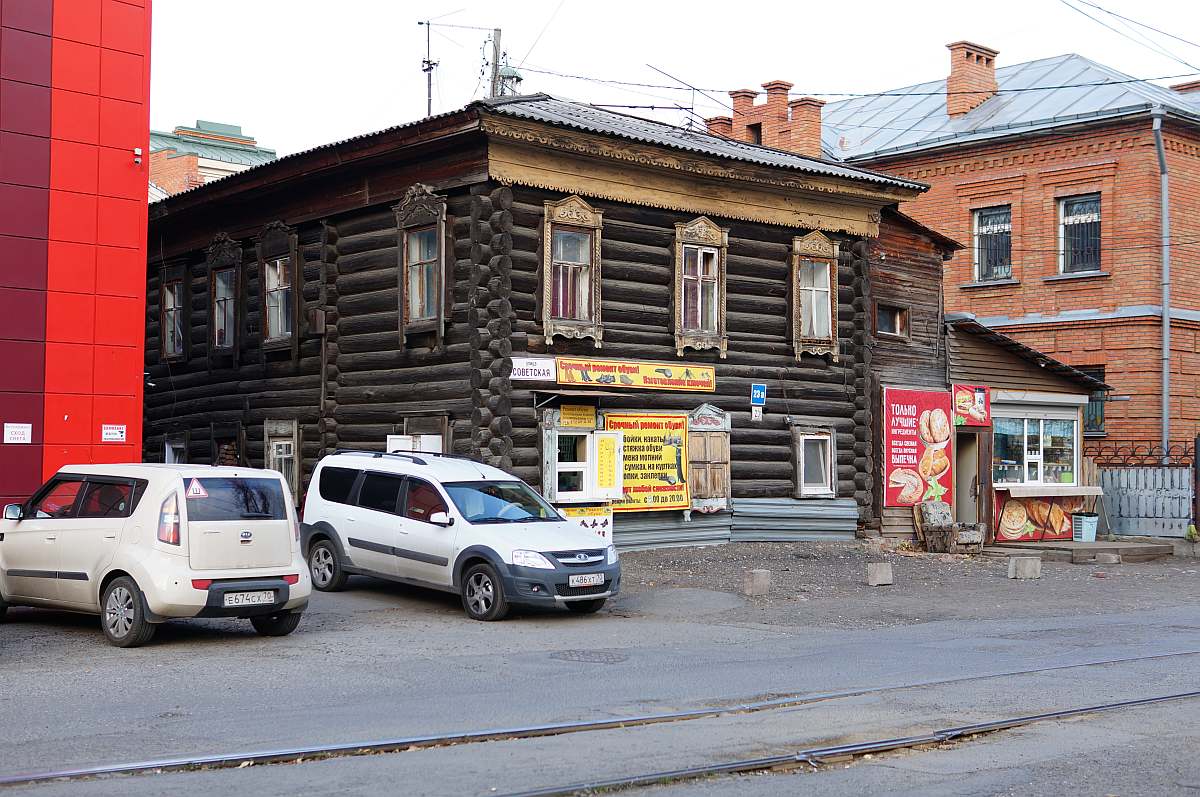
[150,0,1200,156]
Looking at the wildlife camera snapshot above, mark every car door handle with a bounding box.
[45,535,57,541]
[103,534,117,540]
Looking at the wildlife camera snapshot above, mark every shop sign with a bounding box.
[995,494,1082,542]
[558,405,597,429]
[602,412,690,512]
[101,424,127,443]
[952,384,991,426]
[557,357,715,392]
[883,388,953,507]
[3,423,32,444]
[510,357,556,381]
[560,505,614,541]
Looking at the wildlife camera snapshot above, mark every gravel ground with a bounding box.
[616,541,1200,629]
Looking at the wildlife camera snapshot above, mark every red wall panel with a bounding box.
[44,342,93,393]
[45,291,95,343]
[0,340,45,392]
[49,138,98,193]
[50,38,100,94]
[0,287,46,340]
[51,87,99,144]
[47,239,97,292]
[52,0,101,45]
[4,0,54,35]
[94,294,140,345]
[48,188,96,242]
[0,130,50,187]
[43,393,91,444]
[95,244,138,295]
[0,234,47,289]
[1,26,52,85]
[0,79,51,135]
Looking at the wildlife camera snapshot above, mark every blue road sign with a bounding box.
[750,383,767,406]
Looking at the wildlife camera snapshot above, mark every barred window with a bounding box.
[973,205,1012,281]
[1060,194,1101,274]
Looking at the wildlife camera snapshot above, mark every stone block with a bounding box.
[1007,556,1042,579]
[867,562,893,586]
[743,569,771,596]
[1095,552,1122,565]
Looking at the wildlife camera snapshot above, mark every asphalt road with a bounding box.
[2,559,1199,795]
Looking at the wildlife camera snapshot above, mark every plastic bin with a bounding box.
[1072,512,1098,542]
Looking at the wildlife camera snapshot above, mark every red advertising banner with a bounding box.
[952,384,991,427]
[883,388,954,507]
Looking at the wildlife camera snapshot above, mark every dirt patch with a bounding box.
[616,541,1200,629]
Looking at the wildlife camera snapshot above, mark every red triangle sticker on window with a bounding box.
[186,478,209,499]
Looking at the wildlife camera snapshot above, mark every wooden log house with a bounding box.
[144,94,950,546]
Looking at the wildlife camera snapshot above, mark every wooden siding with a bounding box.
[948,326,1083,393]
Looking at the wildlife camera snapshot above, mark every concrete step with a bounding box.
[982,540,1174,564]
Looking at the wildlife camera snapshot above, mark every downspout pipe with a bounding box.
[1152,107,1171,459]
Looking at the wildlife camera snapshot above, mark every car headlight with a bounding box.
[606,545,618,565]
[512,549,555,569]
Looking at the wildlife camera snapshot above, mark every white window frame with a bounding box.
[542,195,604,346]
[161,280,184,359]
[973,204,1012,281]
[265,419,300,503]
[991,406,1080,487]
[386,433,444,454]
[791,231,839,360]
[262,257,293,341]
[792,428,836,498]
[164,434,186,464]
[211,267,237,351]
[1058,193,1101,275]
[541,410,623,503]
[402,225,441,324]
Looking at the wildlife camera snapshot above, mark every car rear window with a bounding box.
[319,466,359,505]
[184,477,288,522]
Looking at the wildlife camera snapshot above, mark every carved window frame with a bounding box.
[673,217,728,358]
[393,183,449,348]
[791,231,839,361]
[542,195,604,347]
[255,220,300,358]
[206,232,242,358]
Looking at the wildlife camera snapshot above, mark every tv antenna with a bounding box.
[417,20,439,117]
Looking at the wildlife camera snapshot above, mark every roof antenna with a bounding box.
[418,20,439,117]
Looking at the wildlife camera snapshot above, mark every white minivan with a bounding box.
[301,450,620,621]
[0,464,310,647]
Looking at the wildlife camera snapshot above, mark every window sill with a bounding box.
[959,278,1020,290]
[1043,271,1110,283]
[1084,431,1107,439]
[876,332,911,342]
[261,337,293,350]
[796,491,836,500]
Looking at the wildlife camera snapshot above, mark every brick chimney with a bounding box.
[716,80,826,159]
[1171,79,1200,95]
[705,115,733,137]
[787,97,826,158]
[946,41,999,116]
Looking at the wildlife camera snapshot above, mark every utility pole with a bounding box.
[418,20,438,117]
[488,28,502,98]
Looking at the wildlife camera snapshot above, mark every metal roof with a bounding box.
[946,313,1111,392]
[823,53,1200,161]
[149,130,278,167]
[480,94,926,191]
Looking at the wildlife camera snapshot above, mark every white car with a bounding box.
[0,464,310,647]
[301,450,620,621]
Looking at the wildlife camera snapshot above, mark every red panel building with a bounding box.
[0,0,150,505]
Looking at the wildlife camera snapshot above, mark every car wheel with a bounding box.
[461,562,509,621]
[308,539,347,592]
[565,598,607,615]
[249,611,302,637]
[101,577,156,648]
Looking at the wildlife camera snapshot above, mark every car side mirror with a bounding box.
[3,503,23,521]
[429,511,453,528]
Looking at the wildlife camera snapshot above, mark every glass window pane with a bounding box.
[798,261,816,288]
[557,434,587,463]
[683,246,698,276]
[557,470,583,493]
[357,473,404,515]
[700,249,717,277]
[553,229,591,265]
[214,270,234,300]
[800,292,815,338]
[1043,419,1076,484]
[813,291,831,337]
[405,479,447,522]
[34,479,84,518]
[1025,419,1041,458]
[700,281,717,332]
[992,417,1024,484]
[683,275,699,329]
[802,438,828,487]
[408,228,438,263]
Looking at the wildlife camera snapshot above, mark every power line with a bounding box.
[1055,0,1200,72]
[1070,0,1200,53]
[517,63,1200,98]
[518,0,564,68]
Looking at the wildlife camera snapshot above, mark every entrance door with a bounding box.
[955,431,980,524]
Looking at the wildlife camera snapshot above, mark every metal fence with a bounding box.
[1087,440,1196,538]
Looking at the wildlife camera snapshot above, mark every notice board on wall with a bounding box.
[883,388,953,507]
[602,412,690,511]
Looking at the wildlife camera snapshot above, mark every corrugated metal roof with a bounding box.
[946,313,1112,392]
[483,94,926,191]
[823,53,1200,161]
[149,130,278,167]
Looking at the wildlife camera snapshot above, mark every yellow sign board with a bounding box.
[596,434,617,490]
[560,505,614,541]
[557,357,715,392]
[558,404,597,428]
[603,412,690,512]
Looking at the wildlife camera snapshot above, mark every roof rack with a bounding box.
[330,448,481,466]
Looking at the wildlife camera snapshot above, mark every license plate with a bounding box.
[223,590,274,608]
[568,573,605,588]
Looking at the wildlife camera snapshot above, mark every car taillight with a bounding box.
[283,574,300,585]
[158,493,180,545]
[191,579,212,590]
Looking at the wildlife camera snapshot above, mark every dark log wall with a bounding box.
[866,214,953,536]
[505,185,874,522]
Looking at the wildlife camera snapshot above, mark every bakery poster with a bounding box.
[952,384,990,427]
[995,494,1084,541]
[883,388,953,507]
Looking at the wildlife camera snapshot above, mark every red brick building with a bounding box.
[711,47,1200,449]
[148,120,275,196]
[0,0,151,505]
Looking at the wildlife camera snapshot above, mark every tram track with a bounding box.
[3,648,1198,789]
